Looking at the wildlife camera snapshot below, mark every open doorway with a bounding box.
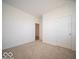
[35,23,39,40]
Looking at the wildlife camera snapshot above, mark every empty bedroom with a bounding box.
[2,0,76,59]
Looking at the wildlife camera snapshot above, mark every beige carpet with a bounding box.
[2,40,76,59]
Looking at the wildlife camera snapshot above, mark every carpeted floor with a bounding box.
[2,40,76,59]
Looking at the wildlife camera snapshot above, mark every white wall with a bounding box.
[2,2,35,49]
[42,1,76,50]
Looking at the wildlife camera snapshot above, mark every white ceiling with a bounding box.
[3,0,75,17]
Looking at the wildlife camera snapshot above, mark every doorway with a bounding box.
[35,23,39,40]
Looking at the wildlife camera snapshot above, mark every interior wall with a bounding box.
[42,1,76,50]
[2,2,35,50]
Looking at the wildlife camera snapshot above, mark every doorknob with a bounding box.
[69,33,72,36]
